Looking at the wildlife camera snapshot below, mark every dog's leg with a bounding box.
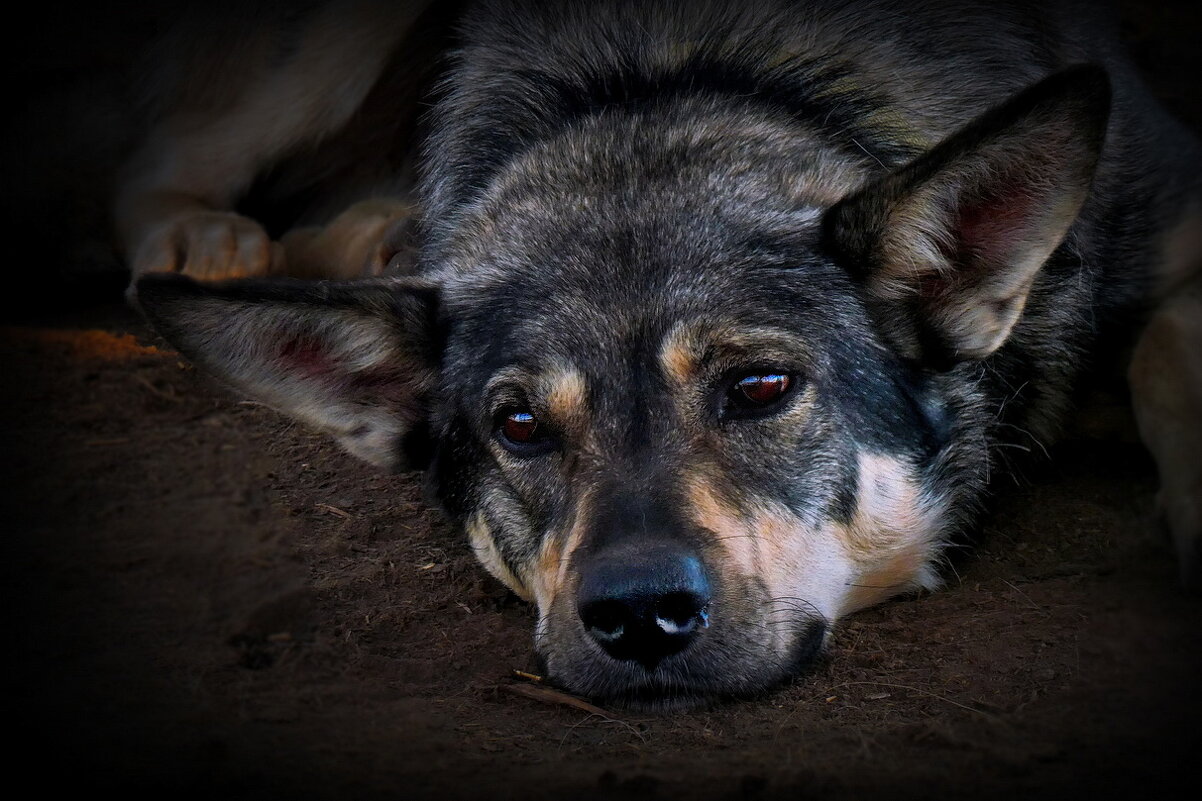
[114,1,430,283]
[1129,210,1202,590]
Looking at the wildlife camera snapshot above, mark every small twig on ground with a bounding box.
[501,681,649,744]
[500,683,611,716]
[314,503,351,519]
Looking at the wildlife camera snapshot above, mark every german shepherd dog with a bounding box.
[124,0,1202,707]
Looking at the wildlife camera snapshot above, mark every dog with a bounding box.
[124,0,1202,708]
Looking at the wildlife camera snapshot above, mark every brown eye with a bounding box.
[496,409,555,455]
[723,372,795,419]
[736,374,790,405]
[503,411,539,443]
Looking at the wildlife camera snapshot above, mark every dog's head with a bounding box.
[135,67,1108,707]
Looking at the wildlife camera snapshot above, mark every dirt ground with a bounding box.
[3,4,1201,800]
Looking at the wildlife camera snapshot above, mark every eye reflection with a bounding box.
[503,411,539,444]
[733,374,790,407]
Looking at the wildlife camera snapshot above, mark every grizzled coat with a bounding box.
[135,0,1202,705]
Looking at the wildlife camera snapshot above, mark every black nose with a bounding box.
[576,546,712,669]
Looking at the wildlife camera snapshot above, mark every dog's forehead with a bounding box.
[428,106,874,394]
[436,234,864,411]
[430,104,865,284]
[436,196,842,335]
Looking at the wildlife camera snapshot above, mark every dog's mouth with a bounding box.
[538,617,830,711]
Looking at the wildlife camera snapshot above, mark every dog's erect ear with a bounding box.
[827,65,1111,363]
[134,274,440,471]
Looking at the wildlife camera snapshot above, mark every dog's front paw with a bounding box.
[280,198,416,280]
[132,210,284,281]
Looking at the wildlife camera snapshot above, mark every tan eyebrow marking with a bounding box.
[484,363,590,438]
[543,366,589,426]
[660,320,815,387]
[659,323,704,385]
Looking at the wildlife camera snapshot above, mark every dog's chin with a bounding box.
[585,681,729,713]
[542,620,829,712]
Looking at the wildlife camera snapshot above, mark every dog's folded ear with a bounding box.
[827,65,1111,365]
[133,274,441,471]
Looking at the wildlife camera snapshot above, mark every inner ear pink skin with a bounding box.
[276,333,418,409]
[955,178,1038,271]
[277,335,336,378]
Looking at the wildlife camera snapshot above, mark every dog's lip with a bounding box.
[538,653,718,708]
[560,673,719,711]
[540,647,762,710]
[562,667,805,712]
[600,686,713,712]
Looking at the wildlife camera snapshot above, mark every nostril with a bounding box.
[580,593,706,667]
[652,591,709,635]
[580,599,631,642]
[580,594,710,644]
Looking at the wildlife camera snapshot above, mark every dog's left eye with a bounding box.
[721,372,794,419]
[496,409,555,455]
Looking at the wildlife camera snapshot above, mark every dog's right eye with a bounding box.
[718,370,797,421]
[496,409,555,455]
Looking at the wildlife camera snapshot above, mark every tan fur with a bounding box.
[684,452,940,625]
[685,474,849,627]
[659,321,817,384]
[837,452,942,613]
[868,122,1099,360]
[467,512,533,602]
[124,0,1202,701]
[281,198,417,280]
[839,547,933,613]
[543,367,590,432]
[685,474,761,577]
[659,325,703,385]
[530,488,594,614]
[484,364,593,450]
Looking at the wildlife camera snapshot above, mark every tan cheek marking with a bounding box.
[842,453,928,556]
[837,452,942,614]
[466,512,532,602]
[839,540,934,614]
[687,455,943,624]
[686,476,760,577]
[686,475,850,625]
[753,506,860,625]
[527,488,594,614]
